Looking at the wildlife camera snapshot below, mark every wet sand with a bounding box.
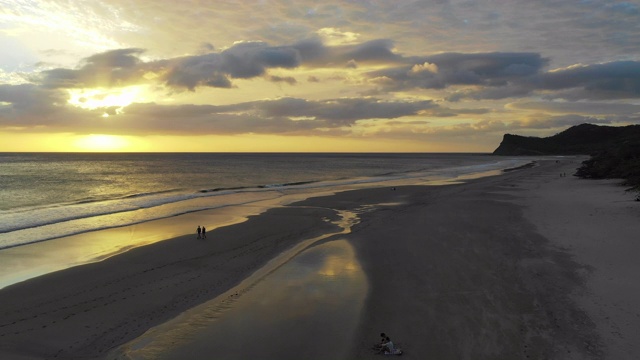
[0,158,638,359]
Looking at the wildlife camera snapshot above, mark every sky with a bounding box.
[0,0,639,152]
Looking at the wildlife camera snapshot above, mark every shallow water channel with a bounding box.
[117,239,367,360]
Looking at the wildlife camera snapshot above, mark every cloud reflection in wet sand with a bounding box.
[117,239,367,360]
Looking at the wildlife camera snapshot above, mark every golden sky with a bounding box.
[1,0,639,152]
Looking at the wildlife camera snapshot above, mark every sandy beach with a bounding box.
[1,158,639,359]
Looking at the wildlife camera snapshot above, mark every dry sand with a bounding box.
[334,158,639,360]
[0,158,638,359]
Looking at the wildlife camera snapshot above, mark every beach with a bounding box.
[0,158,639,359]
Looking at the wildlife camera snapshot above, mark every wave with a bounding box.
[260,180,318,188]
[120,189,183,199]
[0,157,534,250]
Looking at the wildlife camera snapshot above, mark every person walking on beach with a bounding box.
[202,226,206,239]
[197,225,201,239]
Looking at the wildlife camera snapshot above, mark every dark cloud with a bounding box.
[292,38,402,66]
[38,43,303,91]
[115,103,320,135]
[537,61,640,99]
[606,2,639,15]
[115,97,435,135]
[0,84,65,121]
[266,75,297,85]
[0,94,439,135]
[218,42,300,78]
[510,101,640,116]
[43,40,640,103]
[425,60,640,102]
[230,97,437,126]
[41,48,146,88]
[368,52,548,91]
[162,53,232,90]
[8,37,640,141]
[149,42,303,90]
[426,107,491,117]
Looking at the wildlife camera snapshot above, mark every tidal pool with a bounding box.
[115,239,367,360]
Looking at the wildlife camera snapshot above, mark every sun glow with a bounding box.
[73,134,131,152]
[67,86,144,111]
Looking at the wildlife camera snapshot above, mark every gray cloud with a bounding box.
[35,39,405,91]
[537,61,640,99]
[39,43,303,91]
[41,48,146,88]
[510,101,640,116]
[430,60,640,101]
[0,95,439,135]
[0,84,66,121]
[368,52,548,91]
[156,41,304,90]
[223,97,437,126]
[292,38,402,67]
[5,34,640,142]
[266,75,297,85]
[36,40,640,103]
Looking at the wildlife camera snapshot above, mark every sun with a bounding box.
[73,134,131,152]
[67,86,144,111]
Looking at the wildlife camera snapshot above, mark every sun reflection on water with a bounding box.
[113,239,367,360]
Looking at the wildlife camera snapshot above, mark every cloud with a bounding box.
[4,32,640,145]
[410,62,438,74]
[509,100,640,116]
[606,2,639,15]
[39,41,640,103]
[34,38,405,91]
[0,94,439,135]
[433,60,640,102]
[266,75,297,85]
[292,38,402,67]
[316,28,360,45]
[223,97,437,126]
[368,52,548,91]
[537,61,640,99]
[40,48,148,89]
[39,43,303,91]
[0,84,66,121]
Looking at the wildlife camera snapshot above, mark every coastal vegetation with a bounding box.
[494,123,640,191]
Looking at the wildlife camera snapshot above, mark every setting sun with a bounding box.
[72,134,131,152]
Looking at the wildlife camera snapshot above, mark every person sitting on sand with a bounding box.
[381,336,395,354]
[373,333,387,353]
[375,333,394,354]
[373,333,402,355]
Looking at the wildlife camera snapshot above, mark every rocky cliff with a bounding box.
[493,123,640,155]
[493,123,640,188]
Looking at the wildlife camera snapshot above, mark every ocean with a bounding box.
[0,152,531,251]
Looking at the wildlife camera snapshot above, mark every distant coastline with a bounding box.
[494,123,640,190]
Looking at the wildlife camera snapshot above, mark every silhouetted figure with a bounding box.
[197,225,201,239]
[202,226,206,239]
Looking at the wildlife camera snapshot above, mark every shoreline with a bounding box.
[0,161,526,291]
[0,205,344,359]
[1,157,638,359]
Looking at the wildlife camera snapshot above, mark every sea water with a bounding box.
[0,152,531,250]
